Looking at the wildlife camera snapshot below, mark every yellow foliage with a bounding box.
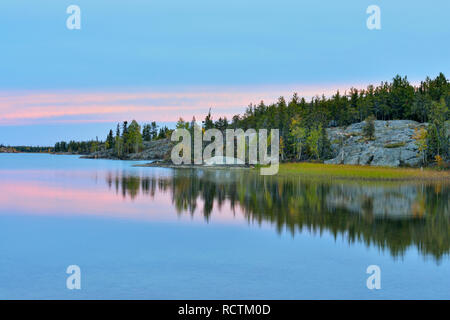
[435,155,443,168]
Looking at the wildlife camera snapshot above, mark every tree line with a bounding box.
[54,73,449,164]
[176,73,449,163]
[0,144,52,153]
[54,120,172,156]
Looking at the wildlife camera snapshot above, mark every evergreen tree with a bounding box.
[429,98,449,159]
[176,117,189,129]
[426,124,439,160]
[122,121,129,153]
[150,122,158,140]
[106,129,115,149]
[142,124,152,141]
[115,123,123,157]
[363,115,376,140]
[318,126,332,160]
[203,109,214,130]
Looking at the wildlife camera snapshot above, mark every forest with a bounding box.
[53,73,449,164]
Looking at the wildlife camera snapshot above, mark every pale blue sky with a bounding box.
[0,0,449,145]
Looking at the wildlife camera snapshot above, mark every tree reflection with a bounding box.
[107,169,450,260]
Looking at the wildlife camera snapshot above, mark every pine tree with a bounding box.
[318,126,332,160]
[142,124,152,141]
[203,109,214,130]
[150,122,158,140]
[176,118,188,129]
[106,129,115,149]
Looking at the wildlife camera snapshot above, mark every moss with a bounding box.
[384,142,406,148]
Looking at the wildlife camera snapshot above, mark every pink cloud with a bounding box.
[0,84,370,125]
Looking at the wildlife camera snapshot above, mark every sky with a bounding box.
[0,0,449,145]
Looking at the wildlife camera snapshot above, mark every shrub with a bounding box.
[363,115,376,140]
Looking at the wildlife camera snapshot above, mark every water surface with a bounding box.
[0,153,449,299]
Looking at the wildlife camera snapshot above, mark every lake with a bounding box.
[0,153,449,299]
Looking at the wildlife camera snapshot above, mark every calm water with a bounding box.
[0,153,449,299]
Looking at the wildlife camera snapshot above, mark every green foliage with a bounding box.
[10,145,53,153]
[115,123,122,157]
[413,127,428,165]
[426,124,439,159]
[318,126,332,159]
[157,126,172,140]
[363,115,376,140]
[176,117,189,130]
[427,99,449,160]
[53,139,100,154]
[51,73,449,164]
[226,73,448,162]
[306,126,321,159]
[214,117,229,131]
[106,129,114,149]
[142,124,153,141]
[290,116,306,160]
[203,109,214,130]
[127,120,143,153]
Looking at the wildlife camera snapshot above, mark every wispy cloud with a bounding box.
[0,84,368,125]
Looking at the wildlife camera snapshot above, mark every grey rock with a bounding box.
[325,120,427,167]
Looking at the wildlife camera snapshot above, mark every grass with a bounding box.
[276,162,450,181]
[384,142,406,148]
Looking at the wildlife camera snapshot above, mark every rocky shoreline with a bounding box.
[80,138,173,161]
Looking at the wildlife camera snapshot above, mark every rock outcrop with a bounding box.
[325,120,427,167]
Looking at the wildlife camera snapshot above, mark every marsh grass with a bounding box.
[276,163,450,181]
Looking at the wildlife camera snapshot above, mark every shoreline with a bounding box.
[133,162,251,170]
[134,161,450,182]
[2,152,448,181]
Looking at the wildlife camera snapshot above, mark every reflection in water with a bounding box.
[108,169,450,261]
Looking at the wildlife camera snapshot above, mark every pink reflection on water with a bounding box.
[0,169,247,225]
